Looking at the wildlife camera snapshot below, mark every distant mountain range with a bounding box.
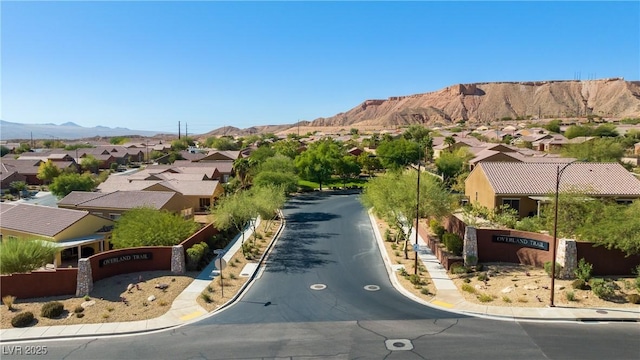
[0,120,168,140]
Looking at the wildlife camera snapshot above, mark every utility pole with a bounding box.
[178,121,181,140]
[185,123,188,138]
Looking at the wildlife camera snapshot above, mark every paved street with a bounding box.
[3,192,639,359]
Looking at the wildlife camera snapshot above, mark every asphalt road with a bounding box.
[5,192,639,359]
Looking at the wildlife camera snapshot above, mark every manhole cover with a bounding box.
[385,339,413,351]
[364,285,380,291]
[310,284,327,290]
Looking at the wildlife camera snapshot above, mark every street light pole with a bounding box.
[414,159,421,275]
[550,160,579,307]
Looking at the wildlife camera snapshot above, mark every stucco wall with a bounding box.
[0,268,78,299]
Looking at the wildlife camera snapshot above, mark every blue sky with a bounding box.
[2,1,638,135]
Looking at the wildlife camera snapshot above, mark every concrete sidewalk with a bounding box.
[2,212,638,343]
[369,212,640,323]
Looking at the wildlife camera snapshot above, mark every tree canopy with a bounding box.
[37,160,61,184]
[294,138,343,190]
[111,207,199,248]
[375,138,421,170]
[361,171,454,257]
[560,138,624,162]
[49,173,96,198]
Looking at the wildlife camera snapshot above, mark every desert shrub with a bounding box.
[565,291,576,301]
[635,276,640,292]
[442,232,463,256]
[76,313,85,318]
[477,293,494,302]
[502,296,512,303]
[40,301,64,318]
[420,288,431,295]
[102,313,110,319]
[450,263,469,275]
[399,268,408,276]
[463,278,471,283]
[83,295,91,301]
[572,279,589,290]
[461,284,476,293]
[11,312,34,327]
[384,229,393,242]
[432,224,446,240]
[627,294,640,304]
[73,306,84,314]
[2,295,16,310]
[390,244,397,250]
[408,274,424,286]
[477,273,489,282]
[574,258,593,282]
[200,292,213,303]
[544,261,563,279]
[514,216,543,232]
[475,263,485,272]
[590,278,616,300]
[229,273,237,280]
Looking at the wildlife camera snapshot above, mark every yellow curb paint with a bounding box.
[431,300,454,308]
[180,311,205,321]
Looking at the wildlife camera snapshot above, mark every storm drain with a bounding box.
[385,339,413,351]
[310,284,327,290]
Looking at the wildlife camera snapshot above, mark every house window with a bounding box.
[502,198,520,212]
[616,199,634,205]
[199,198,211,211]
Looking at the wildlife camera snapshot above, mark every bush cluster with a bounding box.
[571,279,589,290]
[430,219,445,240]
[442,232,463,256]
[186,242,209,271]
[11,312,34,328]
[590,279,616,300]
[543,261,563,279]
[40,301,64,318]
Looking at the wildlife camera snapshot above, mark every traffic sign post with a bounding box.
[215,256,227,298]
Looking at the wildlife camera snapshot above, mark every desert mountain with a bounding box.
[309,78,640,128]
[0,120,165,141]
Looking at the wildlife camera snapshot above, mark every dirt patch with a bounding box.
[1,271,196,329]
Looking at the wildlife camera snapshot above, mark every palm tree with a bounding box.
[444,136,456,152]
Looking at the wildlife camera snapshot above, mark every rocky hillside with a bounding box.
[310,78,640,128]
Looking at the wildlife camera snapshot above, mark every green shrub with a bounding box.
[565,291,576,301]
[384,229,393,242]
[627,294,640,304]
[477,293,494,303]
[502,296,512,303]
[186,245,205,271]
[83,295,91,301]
[420,288,431,295]
[399,268,408,277]
[514,216,543,232]
[574,258,593,282]
[572,279,589,290]
[477,272,489,282]
[408,274,424,286]
[442,232,463,256]
[475,263,485,272]
[461,284,476,293]
[544,261,563,279]
[11,312,34,328]
[200,292,213,303]
[463,278,471,283]
[635,277,640,292]
[73,306,84,314]
[590,279,615,300]
[40,301,64,318]
[432,224,446,240]
[450,263,468,275]
[0,239,58,275]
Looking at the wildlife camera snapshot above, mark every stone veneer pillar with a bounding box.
[171,245,185,274]
[76,258,93,297]
[556,238,577,279]
[463,226,478,267]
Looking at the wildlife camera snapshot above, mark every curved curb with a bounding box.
[367,210,640,324]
